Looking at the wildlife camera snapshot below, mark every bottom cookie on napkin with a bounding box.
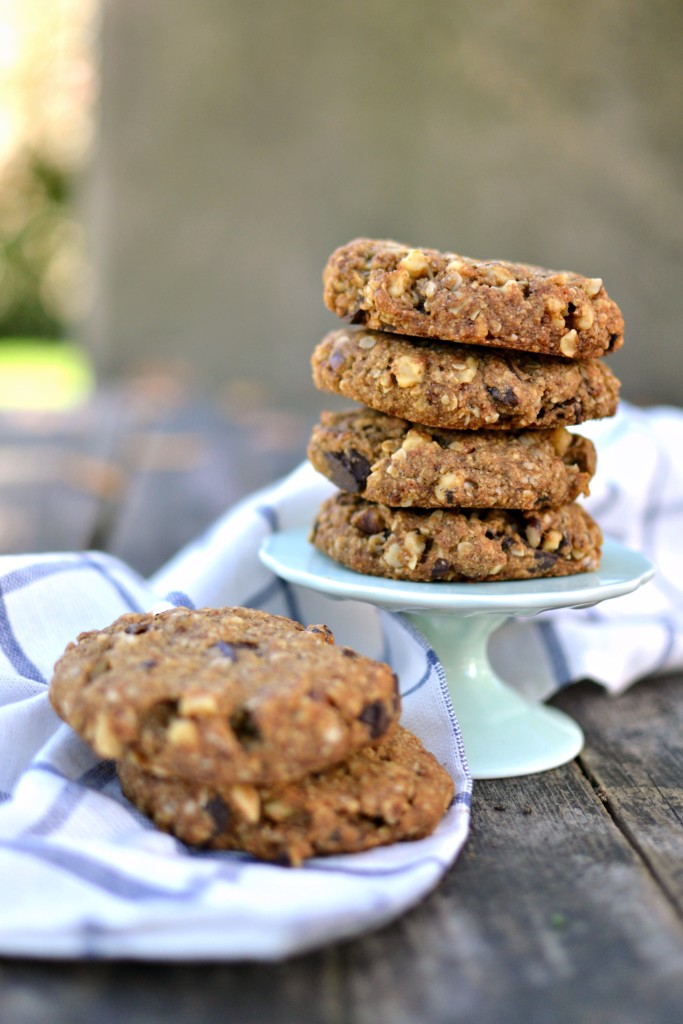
[310,492,602,582]
[117,724,454,866]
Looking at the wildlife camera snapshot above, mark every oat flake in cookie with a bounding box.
[311,329,620,432]
[310,493,602,583]
[50,606,400,787]
[117,724,454,866]
[323,238,623,359]
[308,408,597,510]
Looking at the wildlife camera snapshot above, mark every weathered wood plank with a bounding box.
[0,396,127,555]
[333,756,683,1024]
[0,955,338,1024]
[557,676,683,915]
[0,384,310,573]
[105,398,311,576]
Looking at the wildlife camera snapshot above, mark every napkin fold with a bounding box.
[489,402,682,698]
[0,487,470,961]
[0,400,680,960]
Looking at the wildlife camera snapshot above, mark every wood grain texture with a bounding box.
[334,754,683,1024]
[0,395,125,555]
[558,678,683,916]
[103,390,311,576]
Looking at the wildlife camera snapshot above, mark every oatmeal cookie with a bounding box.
[323,238,623,359]
[311,328,620,431]
[310,493,602,582]
[50,606,400,786]
[307,408,596,510]
[117,724,454,866]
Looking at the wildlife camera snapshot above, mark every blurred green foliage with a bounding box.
[0,150,74,338]
[0,0,94,344]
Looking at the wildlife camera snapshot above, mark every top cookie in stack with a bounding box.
[322,237,622,357]
[308,238,622,583]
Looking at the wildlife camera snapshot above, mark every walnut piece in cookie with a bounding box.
[311,328,620,431]
[307,408,597,510]
[49,605,400,786]
[323,238,623,359]
[310,493,602,582]
[117,724,454,866]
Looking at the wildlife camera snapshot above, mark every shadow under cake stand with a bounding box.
[260,529,655,779]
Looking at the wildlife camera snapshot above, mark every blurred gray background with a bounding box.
[85,0,683,413]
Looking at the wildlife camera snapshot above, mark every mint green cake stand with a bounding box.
[259,530,654,779]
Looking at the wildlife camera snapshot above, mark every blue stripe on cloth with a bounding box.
[0,838,220,901]
[0,554,147,683]
[0,589,45,683]
[536,620,572,688]
[28,759,115,789]
[80,553,147,613]
[0,558,86,595]
[645,497,683,522]
[392,614,473,797]
[21,780,93,838]
[245,504,304,619]
[21,762,118,838]
[400,648,439,698]
[0,559,88,683]
[190,846,458,880]
[373,627,392,670]
[244,574,302,622]
[78,760,117,789]
[301,854,455,878]
[163,590,196,609]
[256,504,279,531]
[382,613,435,699]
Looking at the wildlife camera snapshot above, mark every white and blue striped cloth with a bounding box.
[0,401,680,959]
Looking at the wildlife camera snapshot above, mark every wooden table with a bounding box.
[1,377,682,1023]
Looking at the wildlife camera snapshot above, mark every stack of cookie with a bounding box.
[50,605,454,865]
[308,238,623,582]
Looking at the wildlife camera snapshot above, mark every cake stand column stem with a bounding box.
[403,610,584,779]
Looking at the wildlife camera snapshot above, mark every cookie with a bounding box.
[308,408,596,510]
[50,606,400,786]
[310,493,602,582]
[117,724,454,866]
[311,328,620,431]
[323,238,623,359]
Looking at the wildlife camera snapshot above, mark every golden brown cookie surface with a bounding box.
[310,493,602,582]
[311,329,619,431]
[117,724,454,866]
[308,408,596,510]
[50,606,400,786]
[323,238,623,358]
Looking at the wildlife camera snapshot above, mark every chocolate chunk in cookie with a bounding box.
[310,493,602,582]
[117,724,454,866]
[308,408,596,510]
